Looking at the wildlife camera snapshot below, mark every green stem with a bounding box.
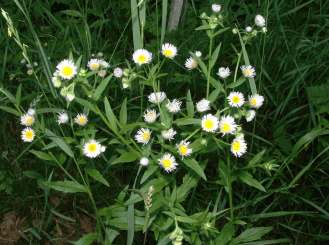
[206,32,214,99]
[227,156,234,220]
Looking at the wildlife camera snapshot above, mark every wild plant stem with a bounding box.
[227,156,234,220]
[206,32,214,99]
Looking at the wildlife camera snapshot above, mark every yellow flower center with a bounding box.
[204,119,214,129]
[137,54,147,63]
[232,141,241,152]
[243,69,253,76]
[87,143,97,153]
[232,96,240,104]
[62,66,74,76]
[90,63,100,70]
[250,98,257,106]
[25,130,34,140]
[221,123,231,132]
[162,159,173,169]
[179,145,188,156]
[163,49,173,57]
[26,116,34,125]
[142,132,150,141]
[78,117,87,125]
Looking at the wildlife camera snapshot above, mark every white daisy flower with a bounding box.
[245,26,253,32]
[139,157,149,167]
[144,109,158,123]
[161,43,177,59]
[227,91,245,107]
[113,67,123,78]
[20,113,35,126]
[158,153,178,173]
[185,57,198,70]
[133,49,153,65]
[148,92,167,104]
[245,110,256,122]
[212,4,221,13]
[83,139,103,158]
[27,108,36,116]
[57,112,69,124]
[231,137,247,157]
[201,114,219,133]
[74,113,88,126]
[56,59,77,80]
[217,67,231,79]
[195,51,202,57]
[241,65,256,78]
[196,99,210,112]
[87,58,102,71]
[135,128,151,144]
[177,140,192,158]
[249,94,264,109]
[161,128,177,141]
[166,99,182,113]
[21,127,35,142]
[255,14,266,27]
[219,115,237,135]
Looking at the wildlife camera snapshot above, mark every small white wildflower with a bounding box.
[135,128,151,144]
[158,153,178,173]
[57,112,69,124]
[177,140,192,158]
[245,110,256,122]
[248,94,264,109]
[161,43,177,59]
[161,128,177,141]
[241,65,256,78]
[201,114,219,133]
[139,157,149,166]
[185,57,198,70]
[227,92,245,107]
[144,109,158,123]
[27,108,36,116]
[56,59,77,80]
[219,115,237,135]
[245,26,253,32]
[113,67,123,78]
[74,113,88,126]
[83,139,104,158]
[21,127,35,142]
[217,67,231,79]
[211,4,221,13]
[148,92,167,104]
[255,14,266,27]
[166,99,182,113]
[196,99,210,112]
[231,137,247,157]
[133,49,153,65]
[195,51,202,57]
[20,113,35,126]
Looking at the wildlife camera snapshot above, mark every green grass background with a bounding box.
[0,0,329,244]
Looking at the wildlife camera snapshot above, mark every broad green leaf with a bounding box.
[248,150,266,167]
[227,77,246,89]
[0,106,20,116]
[186,90,194,117]
[175,118,200,126]
[43,180,87,193]
[230,227,272,244]
[140,165,158,184]
[210,43,221,70]
[73,232,97,245]
[93,75,112,101]
[104,97,118,132]
[238,171,266,192]
[75,97,99,114]
[112,151,139,165]
[182,158,207,181]
[119,98,128,125]
[45,129,74,158]
[30,150,53,161]
[86,168,109,187]
[216,222,235,245]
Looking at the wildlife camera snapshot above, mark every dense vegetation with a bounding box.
[0,0,328,244]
